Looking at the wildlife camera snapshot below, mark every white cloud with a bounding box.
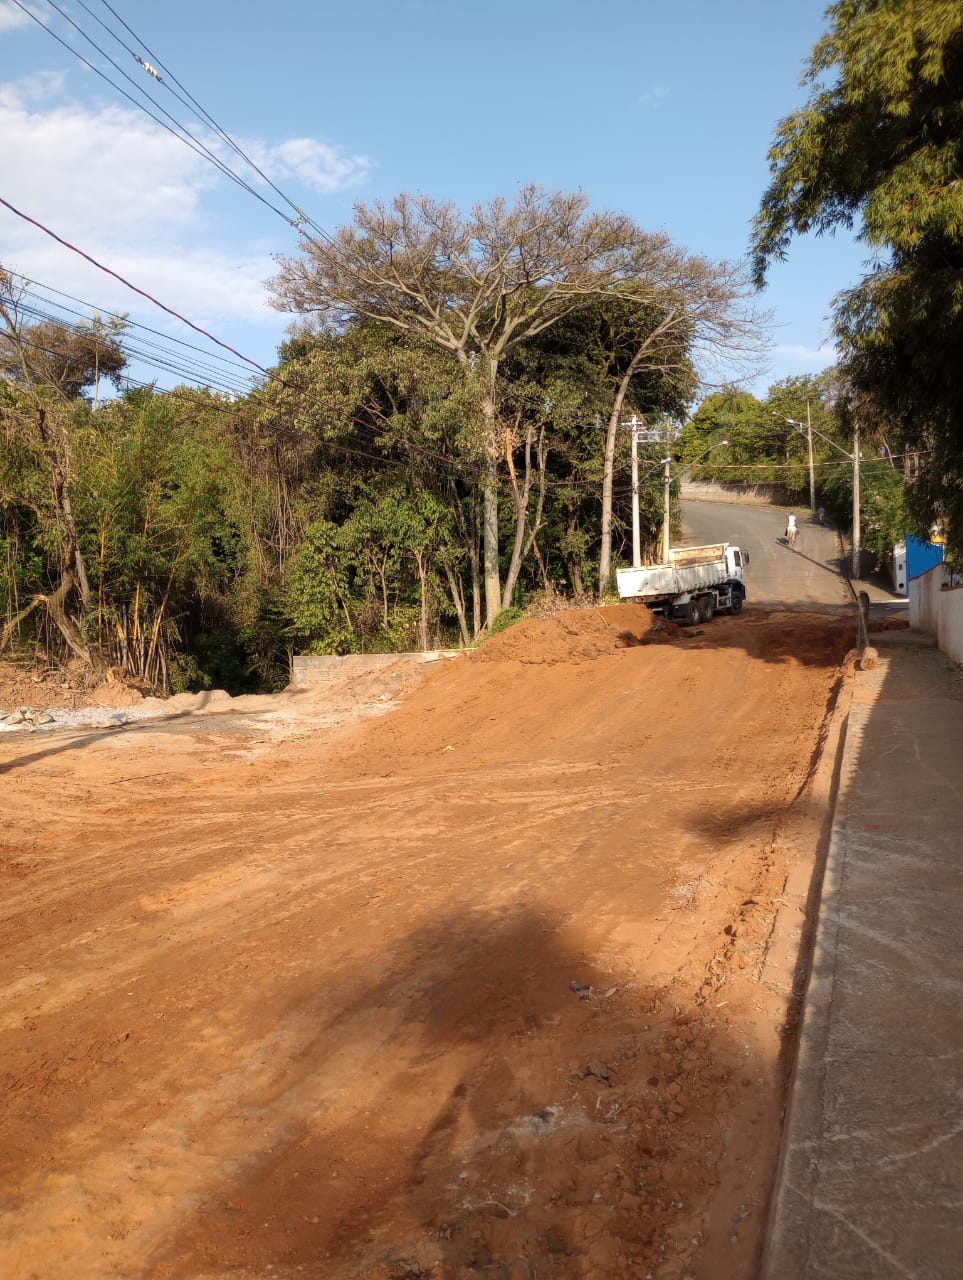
[247,136,371,195]
[774,343,838,367]
[638,85,669,110]
[0,0,39,32]
[7,241,274,324]
[0,83,219,242]
[0,75,368,335]
[0,69,66,106]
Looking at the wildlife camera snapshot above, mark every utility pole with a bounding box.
[661,454,672,562]
[661,418,673,562]
[630,424,642,569]
[852,423,861,580]
[806,399,816,512]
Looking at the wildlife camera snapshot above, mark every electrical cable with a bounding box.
[0,193,277,379]
[10,298,256,394]
[11,0,310,235]
[4,269,262,378]
[85,0,336,244]
[21,0,338,250]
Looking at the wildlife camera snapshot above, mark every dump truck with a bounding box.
[616,543,748,624]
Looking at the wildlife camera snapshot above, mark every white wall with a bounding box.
[911,564,963,665]
[681,480,792,506]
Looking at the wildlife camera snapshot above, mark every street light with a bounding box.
[780,415,863,579]
[773,402,816,513]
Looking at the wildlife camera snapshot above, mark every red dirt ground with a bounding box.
[0,605,854,1279]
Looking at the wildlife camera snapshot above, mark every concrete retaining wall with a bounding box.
[681,479,793,506]
[910,564,963,665]
[291,649,464,687]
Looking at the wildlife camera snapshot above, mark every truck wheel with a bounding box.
[729,589,744,615]
[699,595,714,622]
[686,599,702,626]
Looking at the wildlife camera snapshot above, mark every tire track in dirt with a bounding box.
[0,607,853,1279]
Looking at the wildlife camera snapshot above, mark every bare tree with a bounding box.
[596,256,767,586]
[270,186,680,625]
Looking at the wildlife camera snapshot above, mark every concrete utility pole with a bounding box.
[806,399,816,513]
[661,454,672,563]
[630,424,642,569]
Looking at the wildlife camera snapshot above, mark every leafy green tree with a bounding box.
[0,274,109,663]
[751,0,963,552]
[75,389,250,686]
[682,389,781,483]
[0,275,127,402]
[269,186,725,625]
[264,320,481,644]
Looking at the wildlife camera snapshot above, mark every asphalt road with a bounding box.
[681,499,852,608]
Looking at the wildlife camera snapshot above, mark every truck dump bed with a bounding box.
[616,544,732,602]
[667,543,726,567]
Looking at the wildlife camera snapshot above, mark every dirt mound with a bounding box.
[0,659,91,712]
[475,602,660,665]
[0,612,855,1280]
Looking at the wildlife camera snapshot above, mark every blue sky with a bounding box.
[0,0,865,400]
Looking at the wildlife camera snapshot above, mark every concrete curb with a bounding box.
[760,663,884,1277]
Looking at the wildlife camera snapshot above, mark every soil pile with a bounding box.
[475,602,660,665]
[1,610,855,1280]
[0,659,149,715]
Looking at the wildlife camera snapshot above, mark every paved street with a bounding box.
[681,499,901,608]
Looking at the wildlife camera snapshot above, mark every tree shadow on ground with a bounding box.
[147,906,776,1280]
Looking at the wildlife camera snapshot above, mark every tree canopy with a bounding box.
[272,187,764,609]
[751,0,963,553]
[0,188,764,688]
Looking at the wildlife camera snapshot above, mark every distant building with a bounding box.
[891,535,945,597]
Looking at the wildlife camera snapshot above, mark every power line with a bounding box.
[16,0,335,249]
[11,293,257,394]
[0,194,276,379]
[87,0,334,243]
[13,295,249,387]
[16,0,307,232]
[4,269,261,377]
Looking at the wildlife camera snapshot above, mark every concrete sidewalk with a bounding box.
[762,628,963,1280]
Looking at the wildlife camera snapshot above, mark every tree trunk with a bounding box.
[41,570,96,667]
[414,549,429,651]
[597,311,681,590]
[482,438,500,628]
[598,371,636,591]
[501,424,534,611]
[502,422,549,609]
[442,562,471,646]
[34,408,92,610]
[480,356,502,628]
[0,595,44,654]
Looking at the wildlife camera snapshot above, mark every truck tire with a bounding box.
[699,595,714,622]
[686,599,702,626]
[729,588,744,615]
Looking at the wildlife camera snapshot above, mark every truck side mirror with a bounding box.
[743,551,751,564]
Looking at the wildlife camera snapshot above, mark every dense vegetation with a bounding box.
[1,191,769,691]
[752,0,963,554]
[5,105,953,691]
